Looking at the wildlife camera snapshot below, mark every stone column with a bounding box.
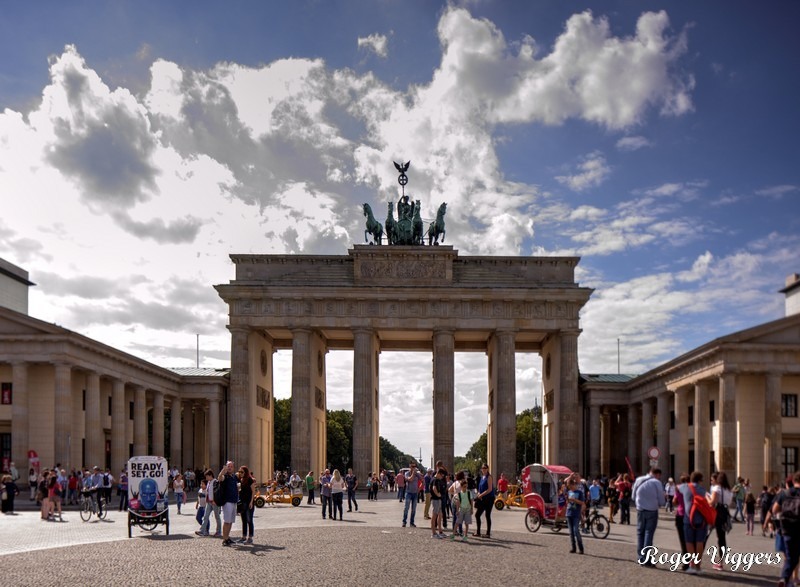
[85,372,102,468]
[10,362,28,475]
[353,328,379,482]
[600,407,611,475]
[208,398,220,472]
[765,373,783,486]
[133,385,147,457]
[291,328,312,475]
[53,362,73,469]
[641,399,653,469]
[627,403,640,473]
[228,326,250,469]
[589,403,601,477]
[170,397,182,467]
[194,406,205,467]
[559,330,580,471]
[657,392,671,472]
[433,329,455,474]
[490,330,516,480]
[183,403,195,468]
[694,381,709,477]
[674,387,689,476]
[718,372,737,479]
[111,379,126,476]
[152,391,165,458]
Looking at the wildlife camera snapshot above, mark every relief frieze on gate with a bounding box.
[238,298,579,321]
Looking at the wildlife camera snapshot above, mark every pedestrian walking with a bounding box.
[632,466,666,567]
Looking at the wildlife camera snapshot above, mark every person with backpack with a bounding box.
[772,471,800,587]
[197,469,221,537]
[678,471,711,575]
[708,471,734,571]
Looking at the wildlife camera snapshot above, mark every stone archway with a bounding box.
[216,245,592,482]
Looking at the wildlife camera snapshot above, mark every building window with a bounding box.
[1,433,11,471]
[782,394,798,418]
[784,447,798,481]
[1,382,11,405]
[688,405,694,427]
[670,410,675,430]
[709,400,715,422]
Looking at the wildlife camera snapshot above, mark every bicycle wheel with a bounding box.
[80,500,92,522]
[524,510,541,533]
[98,499,108,520]
[590,514,610,539]
[138,518,158,531]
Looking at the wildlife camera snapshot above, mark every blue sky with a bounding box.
[1,1,798,461]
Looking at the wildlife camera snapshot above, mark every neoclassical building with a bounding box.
[0,257,229,478]
[582,273,800,487]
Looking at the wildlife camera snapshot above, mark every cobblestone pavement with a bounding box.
[0,495,784,586]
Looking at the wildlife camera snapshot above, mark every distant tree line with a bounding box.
[272,399,541,478]
[272,399,416,474]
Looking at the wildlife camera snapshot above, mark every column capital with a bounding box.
[352,327,376,336]
[432,327,456,336]
[559,328,582,337]
[227,325,250,334]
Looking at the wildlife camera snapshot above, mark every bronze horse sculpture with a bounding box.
[412,200,424,245]
[362,203,384,245]
[385,201,397,245]
[427,202,447,245]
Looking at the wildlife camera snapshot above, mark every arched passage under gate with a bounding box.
[215,245,592,483]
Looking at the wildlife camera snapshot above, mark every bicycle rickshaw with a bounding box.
[521,463,573,533]
[254,482,302,508]
[521,463,609,538]
[493,483,525,510]
[127,455,169,537]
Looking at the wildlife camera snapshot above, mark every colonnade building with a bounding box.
[583,273,800,487]
[0,258,228,477]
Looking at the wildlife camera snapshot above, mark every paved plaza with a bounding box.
[0,493,785,586]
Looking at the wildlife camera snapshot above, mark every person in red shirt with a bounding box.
[497,473,509,503]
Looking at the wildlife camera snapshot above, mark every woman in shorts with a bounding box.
[679,471,708,575]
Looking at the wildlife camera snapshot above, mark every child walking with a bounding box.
[452,480,473,541]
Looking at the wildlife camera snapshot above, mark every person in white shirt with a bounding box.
[708,471,734,570]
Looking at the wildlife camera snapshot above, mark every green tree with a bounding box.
[515,406,542,473]
[326,409,353,471]
[273,398,291,472]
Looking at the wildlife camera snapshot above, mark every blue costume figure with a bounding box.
[139,478,158,511]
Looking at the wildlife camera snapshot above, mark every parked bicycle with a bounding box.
[80,490,108,522]
[581,502,609,538]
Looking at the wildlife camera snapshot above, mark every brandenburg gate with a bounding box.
[215,245,592,483]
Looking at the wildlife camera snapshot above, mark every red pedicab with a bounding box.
[521,463,573,533]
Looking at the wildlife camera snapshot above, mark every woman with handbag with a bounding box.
[708,471,733,571]
[238,466,255,544]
